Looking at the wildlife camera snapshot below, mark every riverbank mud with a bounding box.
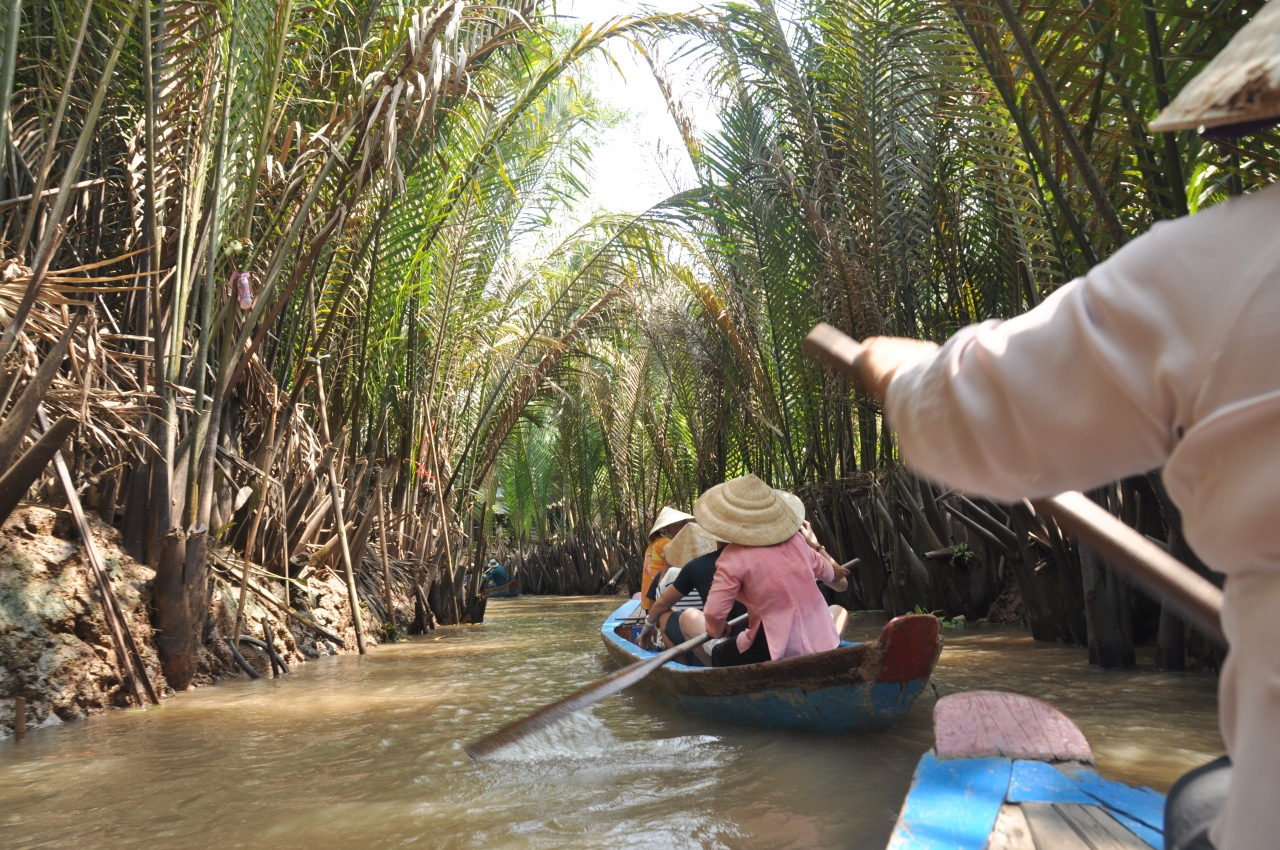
[0,506,395,739]
[0,507,167,736]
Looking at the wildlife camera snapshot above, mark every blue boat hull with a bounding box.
[601,601,941,733]
[668,678,930,732]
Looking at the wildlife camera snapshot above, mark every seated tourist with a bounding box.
[637,523,746,657]
[770,489,850,636]
[689,475,850,667]
[639,506,694,612]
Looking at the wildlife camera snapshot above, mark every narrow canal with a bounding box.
[0,597,1222,849]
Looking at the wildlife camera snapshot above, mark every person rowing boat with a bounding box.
[481,559,508,591]
[816,6,1280,847]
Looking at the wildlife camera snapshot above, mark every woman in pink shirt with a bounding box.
[680,474,850,667]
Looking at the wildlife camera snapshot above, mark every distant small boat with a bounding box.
[887,690,1166,849]
[601,600,942,733]
[483,580,521,599]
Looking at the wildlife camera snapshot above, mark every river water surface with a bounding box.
[0,597,1222,849]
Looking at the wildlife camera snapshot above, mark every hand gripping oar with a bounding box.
[802,323,1226,648]
[466,612,750,760]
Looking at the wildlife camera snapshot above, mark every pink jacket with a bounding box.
[703,532,840,661]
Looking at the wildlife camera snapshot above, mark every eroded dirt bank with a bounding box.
[0,506,389,738]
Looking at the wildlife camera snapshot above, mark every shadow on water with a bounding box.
[0,598,1220,850]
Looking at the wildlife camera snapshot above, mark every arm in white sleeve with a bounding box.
[884,217,1209,503]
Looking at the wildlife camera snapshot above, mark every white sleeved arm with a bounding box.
[884,217,1208,503]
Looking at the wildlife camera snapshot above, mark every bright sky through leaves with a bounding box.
[558,0,716,214]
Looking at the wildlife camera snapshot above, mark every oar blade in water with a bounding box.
[466,612,749,759]
[465,650,669,759]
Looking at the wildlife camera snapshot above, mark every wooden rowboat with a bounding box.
[887,691,1165,849]
[482,580,521,599]
[601,600,942,733]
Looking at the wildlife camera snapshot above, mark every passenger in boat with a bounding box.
[637,523,747,657]
[770,488,850,636]
[639,506,694,612]
[690,475,850,667]
[847,9,1280,847]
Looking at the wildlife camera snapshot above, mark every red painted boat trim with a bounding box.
[875,615,943,683]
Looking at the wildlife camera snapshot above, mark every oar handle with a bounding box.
[1036,493,1224,646]
[802,323,1226,648]
[803,322,864,374]
[465,612,750,760]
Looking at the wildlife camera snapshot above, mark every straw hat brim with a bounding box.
[1150,2,1280,132]
[774,489,805,523]
[664,522,723,569]
[694,474,802,547]
[649,506,694,538]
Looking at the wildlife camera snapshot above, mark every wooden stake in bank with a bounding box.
[310,358,366,655]
[801,323,1225,648]
[14,696,26,742]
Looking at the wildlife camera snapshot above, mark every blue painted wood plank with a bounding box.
[886,752,1012,850]
[1066,766,1166,833]
[1109,811,1164,850]
[1007,760,1095,804]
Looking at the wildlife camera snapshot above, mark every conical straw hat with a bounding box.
[1150,1,1280,133]
[694,474,802,547]
[664,523,723,569]
[649,505,694,538]
[774,489,805,523]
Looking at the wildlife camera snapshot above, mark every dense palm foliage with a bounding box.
[0,0,700,683]
[0,0,1274,684]
[492,0,1275,667]
[498,0,1277,540]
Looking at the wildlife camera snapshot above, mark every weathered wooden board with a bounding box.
[1058,804,1153,849]
[989,804,1037,850]
[1023,802,1094,850]
[889,690,1165,850]
[1106,813,1162,850]
[877,614,944,683]
[885,752,1012,850]
[934,691,1094,763]
[1082,804,1158,849]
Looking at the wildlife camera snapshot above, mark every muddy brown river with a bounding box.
[0,597,1222,849]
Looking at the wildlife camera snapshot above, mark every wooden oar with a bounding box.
[802,323,1226,648]
[466,612,750,760]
